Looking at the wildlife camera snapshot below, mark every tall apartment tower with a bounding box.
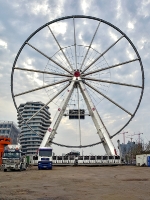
[18,102,51,155]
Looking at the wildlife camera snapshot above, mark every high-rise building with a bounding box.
[0,121,20,144]
[18,102,51,155]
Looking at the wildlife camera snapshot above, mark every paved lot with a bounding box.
[0,166,150,200]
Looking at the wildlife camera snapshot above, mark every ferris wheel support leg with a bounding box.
[78,79,117,156]
[40,78,76,147]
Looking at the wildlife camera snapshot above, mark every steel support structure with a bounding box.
[78,78,116,155]
[40,76,116,155]
[40,77,76,147]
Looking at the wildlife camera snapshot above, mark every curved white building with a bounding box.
[18,102,51,155]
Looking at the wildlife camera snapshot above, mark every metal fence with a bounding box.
[52,155,121,165]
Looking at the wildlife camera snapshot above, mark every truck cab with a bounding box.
[38,147,53,170]
[2,144,27,172]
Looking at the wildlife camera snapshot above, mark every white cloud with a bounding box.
[30,1,49,16]
[0,39,7,49]
[26,58,33,65]
[81,0,92,14]
[137,37,148,50]
[25,0,66,20]
[50,22,67,35]
[22,60,34,70]
[109,31,118,41]
[26,72,43,86]
[78,33,82,40]
[127,22,134,29]
[116,0,122,19]
[11,2,20,8]
[138,0,150,17]
[126,49,134,59]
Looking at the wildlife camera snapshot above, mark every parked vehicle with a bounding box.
[38,147,53,170]
[1,144,27,172]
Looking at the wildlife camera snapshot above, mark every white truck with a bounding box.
[1,144,27,172]
[37,147,53,170]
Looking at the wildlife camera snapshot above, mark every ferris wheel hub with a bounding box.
[74,70,80,77]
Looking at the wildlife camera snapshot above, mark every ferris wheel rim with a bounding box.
[11,15,144,143]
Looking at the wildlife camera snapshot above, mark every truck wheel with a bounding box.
[4,169,7,172]
[20,164,23,171]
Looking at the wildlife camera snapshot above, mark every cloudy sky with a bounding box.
[0,0,150,155]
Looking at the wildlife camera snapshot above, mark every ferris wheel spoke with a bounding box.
[79,21,101,71]
[85,82,132,116]
[14,67,72,77]
[82,35,124,73]
[83,58,139,76]
[25,83,70,124]
[77,84,81,146]
[86,86,102,103]
[14,78,71,97]
[47,25,74,71]
[73,18,77,70]
[26,42,72,75]
[84,77,142,88]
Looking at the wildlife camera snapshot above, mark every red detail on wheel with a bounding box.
[74,71,80,77]
[68,90,70,92]
[48,128,52,132]
[58,108,61,111]
[92,108,95,111]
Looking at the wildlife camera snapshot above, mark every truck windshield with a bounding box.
[3,152,21,158]
[39,149,52,157]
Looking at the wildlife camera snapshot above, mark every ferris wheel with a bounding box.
[11,15,144,155]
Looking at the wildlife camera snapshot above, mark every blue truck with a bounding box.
[38,147,53,170]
